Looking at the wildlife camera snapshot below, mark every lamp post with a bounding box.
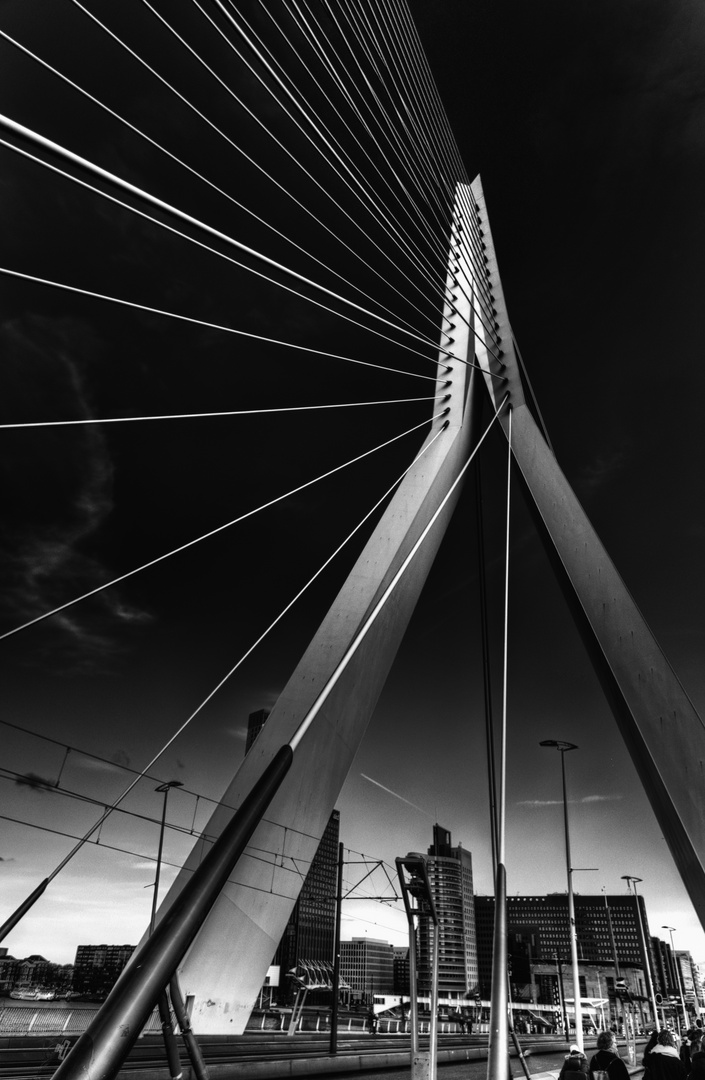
[621,876,658,1028]
[540,739,583,1051]
[662,925,689,1033]
[397,853,439,1080]
[150,781,183,935]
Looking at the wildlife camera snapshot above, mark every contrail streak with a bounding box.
[360,774,431,816]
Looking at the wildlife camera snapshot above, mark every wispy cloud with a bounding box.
[518,795,623,807]
[360,774,432,817]
[0,316,152,664]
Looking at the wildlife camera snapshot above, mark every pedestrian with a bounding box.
[681,1030,702,1071]
[688,1051,705,1080]
[559,1044,590,1080]
[643,1029,687,1080]
[589,1030,631,1080]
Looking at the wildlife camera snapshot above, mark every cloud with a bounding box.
[0,315,152,664]
[576,444,632,493]
[518,795,623,807]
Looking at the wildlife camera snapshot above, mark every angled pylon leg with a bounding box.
[155,184,489,1034]
[472,175,705,931]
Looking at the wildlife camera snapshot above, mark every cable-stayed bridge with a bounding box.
[0,2,704,1078]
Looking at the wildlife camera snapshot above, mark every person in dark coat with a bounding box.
[589,1030,630,1080]
[643,1029,687,1080]
[688,1050,705,1080]
[681,1031,702,1071]
[558,1044,590,1080]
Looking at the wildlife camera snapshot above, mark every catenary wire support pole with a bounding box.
[621,876,659,1029]
[150,782,184,1080]
[330,842,344,1055]
[396,854,438,1080]
[539,740,583,1050]
[663,925,689,1033]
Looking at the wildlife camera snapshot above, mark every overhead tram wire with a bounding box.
[0,268,440,384]
[0,718,327,850]
[0,32,446,348]
[0,117,461,368]
[228,0,454,271]
[0,397,437,431]
[188,0,454,294]
[0,418,453,935]
[0,407,449,644]
[65,0,447,332]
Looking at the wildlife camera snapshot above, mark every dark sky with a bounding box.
[1,0,705,966]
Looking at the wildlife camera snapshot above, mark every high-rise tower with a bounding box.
[417,825,478,1000]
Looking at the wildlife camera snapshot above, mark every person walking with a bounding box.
[559,1044,590,1080]
[589,1030,631,1080]
[643,1029,687,1080]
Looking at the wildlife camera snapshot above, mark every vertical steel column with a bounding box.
[330,842,344,1054]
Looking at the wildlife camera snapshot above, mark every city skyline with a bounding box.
[1,0,705,985]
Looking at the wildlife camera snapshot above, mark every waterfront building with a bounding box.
[416,825,478,1001]
[340,938,395,1001]
[72,945,135,997]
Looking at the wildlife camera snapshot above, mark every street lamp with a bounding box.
[662,925,689,1033]
[150,781,183,936]
[621,876,658,1027]
[396,853,439,1080]
[539,740,583,1051]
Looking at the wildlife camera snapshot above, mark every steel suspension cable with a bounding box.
[325,0,457,242]
[133,0,449,318]
[279,0,448,232]
[337,0,500,333]
[65,0,440,327]
[0,408,449,644]
[196,0,451,293]
[0,31,444,346]
[288,392,509,754]
[0,268,441,383]
[238,0,452,272]
[4,418,450,902]
[0,117,456,363]
[0,396,435,431]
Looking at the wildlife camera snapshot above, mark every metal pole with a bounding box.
[429,918,439,1080]
[560,749,583,1051]
[54,745,293,1080]
[555,954,569,1040]
[664,926,689,1032]
[169,975,209,1080]
[487,862,509,1080]
[0,878,48,944]
[330,842,344,1055]
[622,877,658,1028]
[408,907,419,1059]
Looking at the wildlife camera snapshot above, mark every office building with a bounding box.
[72,945,135,997]
[417,825,478,1000]
[340,938,395,1000]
